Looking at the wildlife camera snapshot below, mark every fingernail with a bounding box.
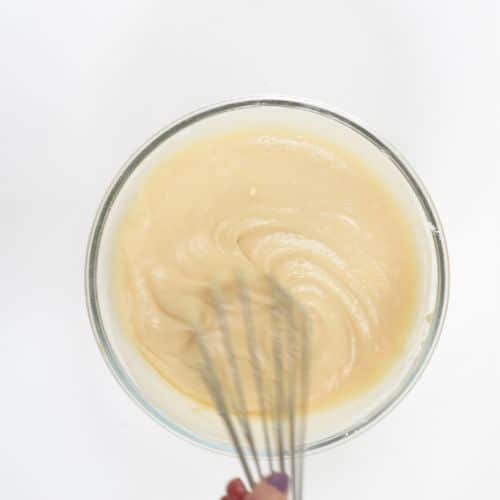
[266,472,288,493]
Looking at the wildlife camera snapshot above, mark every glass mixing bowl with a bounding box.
[85,98,449,454]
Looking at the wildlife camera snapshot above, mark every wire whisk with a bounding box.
[193,276,310,499]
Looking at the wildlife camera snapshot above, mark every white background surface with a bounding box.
[1,1,499,499]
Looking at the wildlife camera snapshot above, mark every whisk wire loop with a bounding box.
[194,277,310,499]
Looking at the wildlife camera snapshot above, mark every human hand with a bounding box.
[221,473,288,500]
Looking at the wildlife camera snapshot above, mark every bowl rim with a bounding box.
[85,97,449,455]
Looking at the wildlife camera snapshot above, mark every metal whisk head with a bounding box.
[193,276,310,499]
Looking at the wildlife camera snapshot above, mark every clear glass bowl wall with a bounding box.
[85,99,449,455]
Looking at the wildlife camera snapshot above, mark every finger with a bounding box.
[226,477,248,500]
[244,473,288,500]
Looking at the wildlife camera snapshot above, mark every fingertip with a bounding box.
[226,477,248,500]
[249,477,288,500]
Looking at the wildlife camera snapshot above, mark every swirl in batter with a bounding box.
[113,128,420,411]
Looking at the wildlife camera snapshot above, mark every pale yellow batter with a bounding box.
[113,127,420,411]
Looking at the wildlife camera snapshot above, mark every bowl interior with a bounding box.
[86,100,448,454]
